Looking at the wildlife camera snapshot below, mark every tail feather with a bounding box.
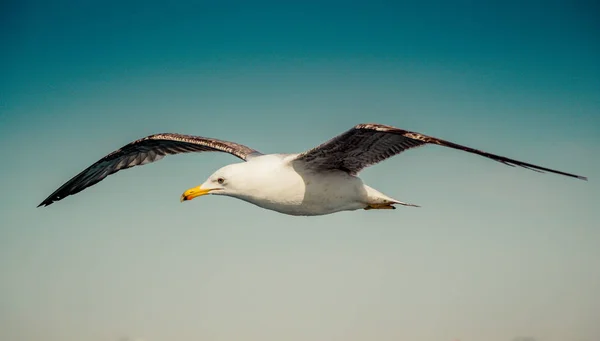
[394,200,420,208]
[363,185,420,209]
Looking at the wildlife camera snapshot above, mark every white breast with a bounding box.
[229,154,369,216]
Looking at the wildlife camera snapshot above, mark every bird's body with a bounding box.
[38,123,587,215]
[213,153,404,216]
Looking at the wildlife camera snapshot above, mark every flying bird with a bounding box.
[38,123,587,215]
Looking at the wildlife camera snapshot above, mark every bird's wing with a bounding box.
[293,123,587,180]
[38,133,262,207]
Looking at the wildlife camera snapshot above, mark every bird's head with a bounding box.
[180,163,242,202]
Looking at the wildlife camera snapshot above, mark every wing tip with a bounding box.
[37,197,56,208]
[498,159,587,181]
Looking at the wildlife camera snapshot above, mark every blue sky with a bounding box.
[1,1,599,341]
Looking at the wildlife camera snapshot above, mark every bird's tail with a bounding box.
[364,185,420,208]
[393,200,420,208]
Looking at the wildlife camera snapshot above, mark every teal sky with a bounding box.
[1,1,599,341]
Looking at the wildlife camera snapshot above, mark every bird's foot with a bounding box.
[364,203,396,210]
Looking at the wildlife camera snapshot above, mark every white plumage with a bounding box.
[194,153,413,216]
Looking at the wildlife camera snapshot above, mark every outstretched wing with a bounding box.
[38,133,262,207]
[293,123,587,180]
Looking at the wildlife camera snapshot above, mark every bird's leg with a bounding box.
[364,203,396,210]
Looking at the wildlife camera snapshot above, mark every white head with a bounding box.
[180,163,247,202]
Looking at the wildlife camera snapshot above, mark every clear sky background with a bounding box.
[1,1,599,341]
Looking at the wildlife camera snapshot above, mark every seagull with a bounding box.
[38,123,587,215]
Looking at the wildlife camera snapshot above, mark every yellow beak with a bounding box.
[180,186,213,202]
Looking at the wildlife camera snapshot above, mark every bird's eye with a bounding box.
[217,177,225,184]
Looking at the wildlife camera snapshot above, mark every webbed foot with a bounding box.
[364,203,396,210]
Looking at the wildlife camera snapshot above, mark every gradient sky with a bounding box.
[1,1,599,341]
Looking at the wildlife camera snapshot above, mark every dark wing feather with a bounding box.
[293,123,587,180]
[38,133,262,207]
